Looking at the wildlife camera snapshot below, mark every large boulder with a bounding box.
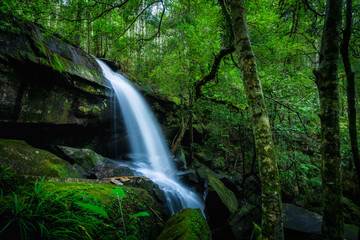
[283,203,358,240]
[0,138,81,178]
[53,146,108,177]
[156,208,212,240]
[0,13,116,151]
[227,204,261,240]
[204,168,239,229]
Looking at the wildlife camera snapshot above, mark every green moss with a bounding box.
[78,102,104,117]
[49,54,64,73]
[0,176,159,240]
[45,181,153,204]
[156,208,212,240]
[206,170,239,214]
[0,139,81,178]
[36,40,47,57]
[57,146,105,172]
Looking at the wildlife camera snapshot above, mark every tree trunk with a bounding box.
[188,90,194,167]
[229,1,284,239]
[340,0,360,187]
[313,0,344,239]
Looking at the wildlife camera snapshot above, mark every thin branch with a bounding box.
[138,0,165,41]
[201,94,244,112]
[119,1,163,39]
[265,95,309,136]
[230,52,240,68]
[54,0,130,23]
[218,0,234,46]
[303,0,325,17]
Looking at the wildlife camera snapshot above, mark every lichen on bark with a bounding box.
[314,0,344,239]
[229,0,284,239]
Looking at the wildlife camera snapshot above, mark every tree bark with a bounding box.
[229,1,284,239]
[313,0,344,239]
[340,0,360,187]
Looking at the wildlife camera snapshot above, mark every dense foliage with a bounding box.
[0,0,360,237]
[0,166,155,240]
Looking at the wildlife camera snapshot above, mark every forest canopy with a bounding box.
[0,0,360,239]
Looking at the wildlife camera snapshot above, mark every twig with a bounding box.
[119,1,163,39]
[303,0,325,17]
[144,202,165,224]
[265,95,309,136]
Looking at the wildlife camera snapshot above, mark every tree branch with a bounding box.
[194,45,235,99]
[138,0,165,41]
[265,95,309,136]
[119,1,163,39]
[218,0,234,46]
[200,94,244,112]
[303,0,325,17]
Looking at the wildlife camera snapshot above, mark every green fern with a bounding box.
[74,202,109,219]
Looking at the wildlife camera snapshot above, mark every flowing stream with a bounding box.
[96,59,204,214]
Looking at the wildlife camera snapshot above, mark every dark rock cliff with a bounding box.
[0,14,116,151]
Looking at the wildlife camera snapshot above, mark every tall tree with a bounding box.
[340,0,360,187]
[229,0,284,239]
[313,0,344,239]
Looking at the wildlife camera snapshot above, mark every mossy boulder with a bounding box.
[54,146,107,177]
[0,176,161,240]
[0,13,116,152]
[156,208,212,240]
[205,168,239,229]
[0,138,81,178]
[227,204,261,240]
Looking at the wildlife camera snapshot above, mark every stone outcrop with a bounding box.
[0,13,113,149]
[204,168,239,230]
[0,138,81,178]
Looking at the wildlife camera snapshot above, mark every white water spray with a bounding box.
[96,59,204,214]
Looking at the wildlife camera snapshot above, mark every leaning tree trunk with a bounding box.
[313,0,344,239]
[229,1,284,239]
[340,0,360,187]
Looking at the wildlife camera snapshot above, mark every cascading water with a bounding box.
[96,59,204,214]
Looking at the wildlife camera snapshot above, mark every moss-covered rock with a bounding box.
[227,204,261,240]
[0,138,81,178]
[0,176,162,240]
[55,146,106,173]
[204,168,239,230]
[0,12,114,149]
[44,180,154,205]
[206,170,239,214]
[44,180,164,240]
[156,208,212,240]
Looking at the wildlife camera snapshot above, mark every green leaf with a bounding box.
[112,187,125,199]
[130,211,150,219]
[75,202,108,218]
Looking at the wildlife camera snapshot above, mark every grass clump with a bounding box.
[0,168,158,240]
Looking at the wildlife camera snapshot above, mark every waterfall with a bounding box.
[96,59,204,214]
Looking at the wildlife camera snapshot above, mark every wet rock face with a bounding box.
[0,15,117,150]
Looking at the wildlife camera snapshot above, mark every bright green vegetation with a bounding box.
[156,208,211,240]
[206,171,238,214]
[0,166,158,240]
[0,139,81,178]
[0,0,360,238]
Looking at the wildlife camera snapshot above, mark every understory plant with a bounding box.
[0,175,152,240]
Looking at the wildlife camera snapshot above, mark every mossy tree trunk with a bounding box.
[229,1,284,239]
[340,0,360,187]
[313,0,344,239]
